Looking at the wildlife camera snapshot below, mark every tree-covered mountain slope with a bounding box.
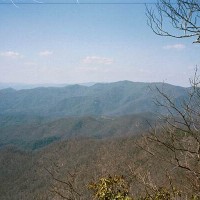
[0,113,156,150]
[0,81,188,117]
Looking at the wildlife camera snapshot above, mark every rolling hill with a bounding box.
[0,113,157,150]
[0,81,189,150]
[0,81,188,117]
[0,81,193,199]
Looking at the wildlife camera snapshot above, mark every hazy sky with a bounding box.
[0,0,199,86]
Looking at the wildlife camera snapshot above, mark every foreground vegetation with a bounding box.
[0,132,199,200]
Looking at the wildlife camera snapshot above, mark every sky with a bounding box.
[0,0,199,87]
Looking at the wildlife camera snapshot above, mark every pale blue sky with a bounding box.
[0,0,199,86]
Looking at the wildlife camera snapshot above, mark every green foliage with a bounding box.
[88,175,133,200]
[138,187,182,200]
[88,175,200,200]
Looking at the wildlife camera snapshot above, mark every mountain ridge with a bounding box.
[0,81,188,117]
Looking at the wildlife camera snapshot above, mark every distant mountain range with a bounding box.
[0,81,188,117]
[0,81,192,200]
[0,80,189,150]
[0,82,96,90]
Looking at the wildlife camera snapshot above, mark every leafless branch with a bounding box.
[146,0,200,43]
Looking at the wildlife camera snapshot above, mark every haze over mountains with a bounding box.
[0,80,192,199]
[0,82,96,90]
[0,81,187,117]
[0,80,188,150]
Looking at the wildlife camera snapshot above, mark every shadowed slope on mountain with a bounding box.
[0,113,156,150]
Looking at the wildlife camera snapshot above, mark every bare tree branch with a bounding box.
[146,0,200,43]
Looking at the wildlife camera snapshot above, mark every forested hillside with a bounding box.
[0,81,194,199]
[0,136,180,200]
[0,81,188,117]
[0,113,157,150]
